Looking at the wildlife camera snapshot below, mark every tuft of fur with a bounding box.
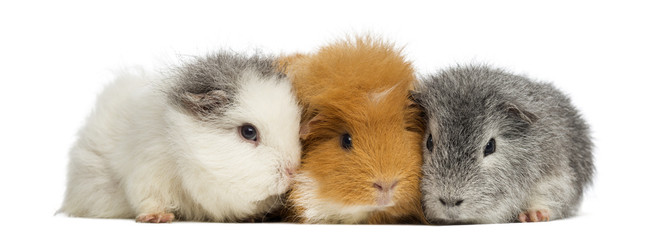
[414,65,594,224]
[280,36,426,224]
[59,51,302,222]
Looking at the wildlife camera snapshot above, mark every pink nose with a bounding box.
[373,179,398,206]
[372,180,399,192]
[285,168,295,178]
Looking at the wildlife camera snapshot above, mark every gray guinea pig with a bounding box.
[413,65,594,224]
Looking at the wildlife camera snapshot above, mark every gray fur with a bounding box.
[168,51,285,120]
[414,65,594,224]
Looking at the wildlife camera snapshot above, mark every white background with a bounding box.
[1,0,656,239]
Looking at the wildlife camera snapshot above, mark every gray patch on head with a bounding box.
[167,51,285,120]
[415,65,594,223]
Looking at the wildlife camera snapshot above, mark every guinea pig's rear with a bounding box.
[281,37,426,224]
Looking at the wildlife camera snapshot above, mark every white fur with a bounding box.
[293,173,384,224]
[368,84,396,104]
[59,69,301,221]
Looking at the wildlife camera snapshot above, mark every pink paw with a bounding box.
[136,212,175,223]
[518,209,550,223]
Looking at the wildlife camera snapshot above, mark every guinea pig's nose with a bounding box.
[285,168,295,178]
[439,198,464,207]
[373,180,399,192]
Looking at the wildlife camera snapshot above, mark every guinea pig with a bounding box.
[279,36,426,224]
[59,52,302,223]
[413,65,594,224]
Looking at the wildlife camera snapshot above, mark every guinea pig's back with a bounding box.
[494,67,595,198]
[518,78,594,194]
[61,69,158,218]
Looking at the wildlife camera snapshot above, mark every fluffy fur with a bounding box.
[414,65,594,224]
[280,37,426,224]
[59,52,302,222]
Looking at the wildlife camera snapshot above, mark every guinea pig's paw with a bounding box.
[518,209,550,223]
[136,212,175,223]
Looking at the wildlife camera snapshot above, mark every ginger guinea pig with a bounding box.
[414,65,594,224]
[59,52,301,223]
[280,37,426,224]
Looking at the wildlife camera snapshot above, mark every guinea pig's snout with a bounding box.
[278,151,300,180]
[372,179,399,207]
[372,179,399,192]
[285,167,295,178]
[438,197,465,208]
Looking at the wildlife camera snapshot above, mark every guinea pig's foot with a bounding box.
[136,212,175,223]
[518,209,549,223]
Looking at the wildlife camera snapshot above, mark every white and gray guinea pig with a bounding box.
[59,52,302,223]
[414,65,594,224]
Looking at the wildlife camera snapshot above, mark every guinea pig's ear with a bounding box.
[408,90,421,103]
[300,113,326,140]
[180,90,230,115]
[405,91,427,133]
[505,102,538,124]
[408,90,425,110]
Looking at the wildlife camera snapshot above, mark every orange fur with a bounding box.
[280,36,426,224]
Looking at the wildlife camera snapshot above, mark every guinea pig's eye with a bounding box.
[239,124,259,143]
[340,133,353,150]
[426,134,434,152]
[484,138,496,156]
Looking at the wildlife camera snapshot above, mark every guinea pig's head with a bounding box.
[289,37,424,221]
[415,66,539,224]
[300,88,423,211]
[167,53,302,207]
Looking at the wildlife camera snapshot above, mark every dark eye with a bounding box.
[340,133,353,150]
[426,134,433,152]
[484,138,496,156]
[239,124,258,142]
